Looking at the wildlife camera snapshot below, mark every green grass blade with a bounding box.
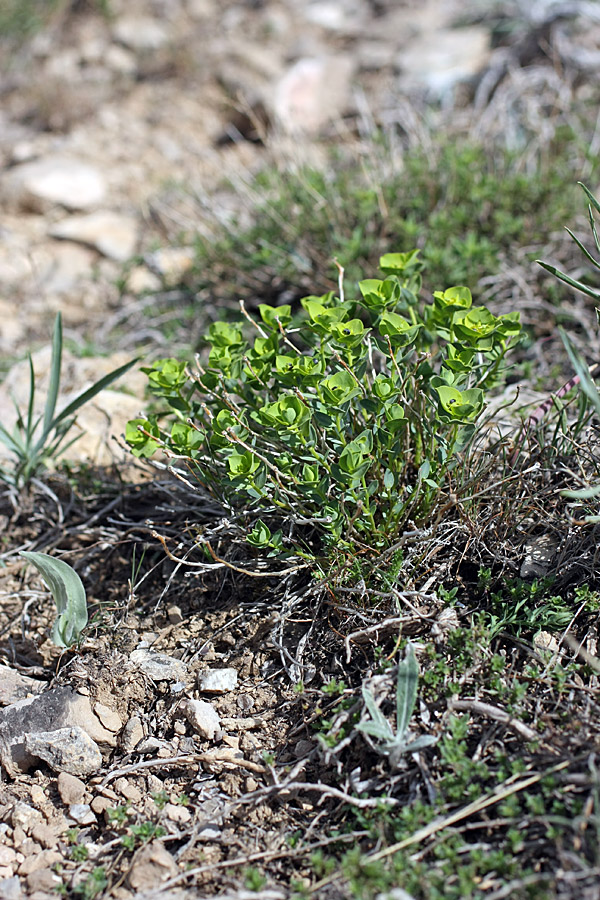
[0,420,26,455]
[357,686,395,742]
[578,182,600,216]
[536,260,600,301]
[43,313,63,438]
[25,354,36,450]
[396,642,419,738]
[587,205,600,256]
[559,328,600,419]
[564,227,600,271]
[46,357,141,434]
[20,551,88,648]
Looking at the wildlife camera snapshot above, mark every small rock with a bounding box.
[520,534,558,579]
[147,247,195,283]
[167,604,183,625]
[49,211,138,262]
[93,703,122,733]
[0,668,46,706]
[0,846,17,866]
[114,777,142,804]
[180,699,222,741]
[11,802,42,833]
[57,772,86,805]
[126,840,177,891]
[90,795,112,816]
[1,875,21,899]
[120,715,145,752]
[164,803,192,825]
[24,727,102,776]
[129,650,188,683]
[18,850,62,876]
[136,737,170,755]
[397,26,490,98]
[69,804,96,825]
[105,44,137,74]
[198,668,238,694]
[113,17,170,51]
[200,748,244,774]
[125,265,161,294]
[26,867,61,894]
[196,823,221,841]
[30,824,58,849]
[273,55,355,135]
[3,157,106,212]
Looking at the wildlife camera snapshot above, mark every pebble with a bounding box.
[0,846,17,866]
[24,726,103,776]
[4,157,106,212]
[113,17,170,51]
[69,804,96,826]
[57,772,86,805]
[180,699,222,741]
[11,802,42,833]
[120,715,145,752]
[49,211,138,262]
[114,777,142,804]
[126,840,177,891]
[129,650,189,683]
[30,824,59,849]
[164,803,192,825]
[0,668,46,706]
[93,702,122,733]
[197,668,238,694]
[1,875,20,899]
[26,867,61,894]
[273,55,355,134]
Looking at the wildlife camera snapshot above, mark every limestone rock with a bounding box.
[197,668,238,694]
[49,211,138,261]
[24,727,103,776]
[57,772,86,805]
[0,667,46,706]
[273,55,355,135]
[3,157,106,212]
[126,840,178,891]
[180,699,222,741]
[129,650,189,683]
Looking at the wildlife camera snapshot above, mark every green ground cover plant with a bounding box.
[127,250,520,564]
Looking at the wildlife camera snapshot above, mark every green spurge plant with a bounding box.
[128,251,520,559]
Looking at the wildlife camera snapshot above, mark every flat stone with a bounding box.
[164,803,192,825]
[396,26,490,97]
[18,850,62,876]
[520,534,559,579]
[11,801,43,832]
[129,650,188,683]
[180,699,222,741]
[120,715,145,752]
[0,686,118,775]
[3,157,106,212]
[69,804,96,825]
[26,867,62,894]
[113,16,170,51]
[57,772,86,805]
[93,702,122,733]
[126,840,178,891]
[24,727,102,776]
[49,211,138,261]
[197,668,238,694]
[0,845,17,866]
[273,55,355,135]
[0,668,46,706]
[30,824,59,849]
[1,875,21,899]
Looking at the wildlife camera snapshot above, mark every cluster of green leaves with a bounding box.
[128,251,520,560]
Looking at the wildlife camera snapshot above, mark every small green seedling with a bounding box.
[0,312,138,488]
[356,643,436,768]
[20,551,88,648]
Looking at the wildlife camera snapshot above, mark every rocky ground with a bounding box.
[3,1,600,899]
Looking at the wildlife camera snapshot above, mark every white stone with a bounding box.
[180,699,222,741]
[148,246,195,282]
[130,650,189,683]
[397,26,490,97]
[113,17,170,51]
[68,804,96,825]
[197,668,238,694]
[273,56,355,135]
[49,211,138,262]
[120,715,145,752]
[4,157,106,212]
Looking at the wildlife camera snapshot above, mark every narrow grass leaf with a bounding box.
[357,686,394,741]
[20,551,88,648]
[46,357,140,436]
[578,182,600,216]
[537,260,600,300]
[396,642,419,737]
[43,313,63,437]
[560,328,600,418]
[564,227,600,271]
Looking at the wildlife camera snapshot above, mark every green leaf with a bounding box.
[20,551,88,649]
[560,327,600,419]
[396,642,419,737]
[537,260,600,301]
[43,313,63,438]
